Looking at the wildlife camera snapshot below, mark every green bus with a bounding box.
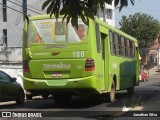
[22,15,140,102]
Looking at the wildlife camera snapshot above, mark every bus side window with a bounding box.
[129,41,133,58]
[100,33,107,60]
[109,31,114,55]
[114,33,119,55]
[132,42,135,58]
[118,35,122,56]
[112,33,117,55]
[127,40,130,57]
[95,23,101,53]
[124,39,128,57]
[121,37,125,56]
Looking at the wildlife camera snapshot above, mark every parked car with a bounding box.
[140,70,149,82]
[0,70,24,104]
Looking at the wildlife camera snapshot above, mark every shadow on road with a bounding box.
[1,89,158,110]
[0,89,160,118]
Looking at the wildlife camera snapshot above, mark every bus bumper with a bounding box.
[22,76,100,92]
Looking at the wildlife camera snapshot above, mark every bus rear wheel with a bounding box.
[109,81,116,102]
[104,80,116,103]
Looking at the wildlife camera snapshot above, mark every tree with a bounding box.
[119,12,160,48]
[42,0,135,28]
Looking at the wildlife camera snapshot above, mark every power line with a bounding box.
[27,1,44,12]
[12,0,44,13]
[119,7,160,12]
[0,2,26,15]
[7,0,42,15]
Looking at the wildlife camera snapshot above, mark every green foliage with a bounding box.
[42,0,134,28]
[119,12,160,48]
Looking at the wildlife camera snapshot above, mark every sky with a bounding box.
[115,0,160,28]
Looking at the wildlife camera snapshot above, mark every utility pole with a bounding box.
[22,0,27,20]
[158,36,160,66]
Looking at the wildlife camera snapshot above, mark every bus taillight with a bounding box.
[85,58,95,71]
[23,60,30,73]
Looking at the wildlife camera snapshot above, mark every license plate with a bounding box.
[51,73,63,77]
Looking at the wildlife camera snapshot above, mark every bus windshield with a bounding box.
[29,19,88,44]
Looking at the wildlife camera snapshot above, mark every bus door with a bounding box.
[95,24,105,91]
[100,32,110,91]
[95,24,109,91]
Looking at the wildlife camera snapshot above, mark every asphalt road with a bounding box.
[0,70,160,119]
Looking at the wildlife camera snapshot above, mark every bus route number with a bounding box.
[73,51,85,58]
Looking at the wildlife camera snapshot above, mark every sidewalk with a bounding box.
[148,66,160,76]
[132,66,160,111]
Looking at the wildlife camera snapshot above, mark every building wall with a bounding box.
[104,2,115,27]
[0,0,45,61]
[98,1,115,27]
[0,45,22,62]
[0,0,45,48]
[0,0,45,86]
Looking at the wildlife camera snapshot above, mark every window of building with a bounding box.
[3,0,7,22]
[3,29,7,46]
[105,9,112,19]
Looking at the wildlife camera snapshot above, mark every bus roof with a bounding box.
[95,17,138,43]
[29,14,56,21]
[28,15,138,46]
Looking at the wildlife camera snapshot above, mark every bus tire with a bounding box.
[104,80,116,103]
[53,94,72,103]
[127,87,134,95]
[109,80,116,103]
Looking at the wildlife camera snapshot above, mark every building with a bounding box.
[144,39,160,69]
[0,0,45,84]
[148,39,159,65]
[97,1,115,27]
[0,0,44,61]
